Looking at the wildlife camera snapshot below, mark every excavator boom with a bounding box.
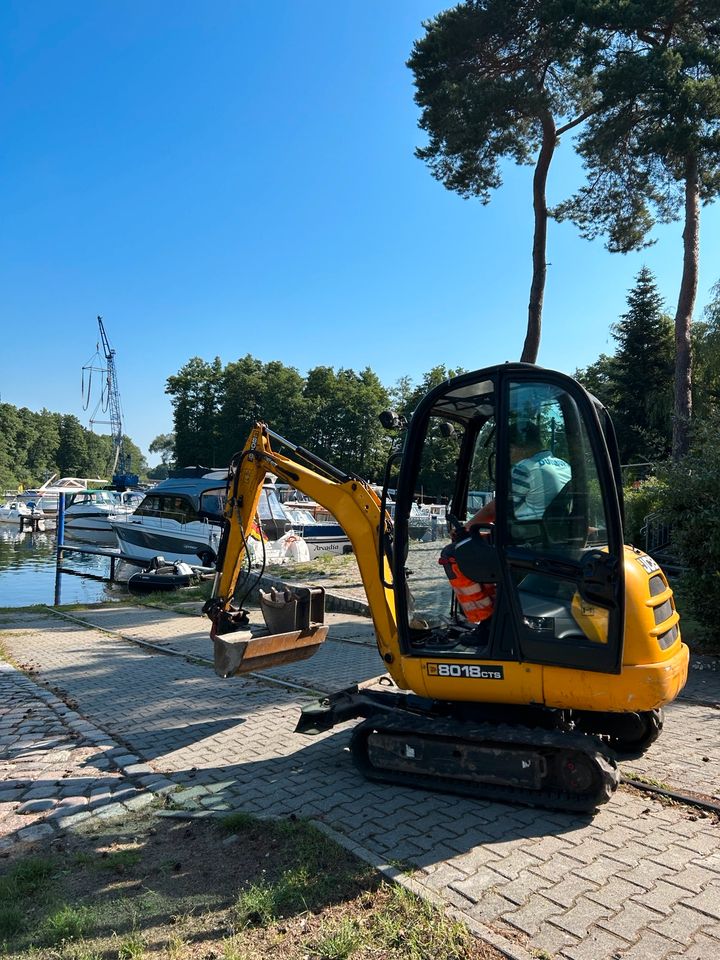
[204,424,401,679]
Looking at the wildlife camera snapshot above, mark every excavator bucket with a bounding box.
[213,586,328,677]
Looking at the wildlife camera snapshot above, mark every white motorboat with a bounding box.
[0,499,46,530]
[282,506,353,559]
[64,489,143,543]
[109,469,227,566]
[19,475,108,517]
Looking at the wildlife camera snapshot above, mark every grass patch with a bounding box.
[116,930,146,959]
[0,604,49,614]
[99,849,142,874]
[124,582,213,609]
[0,855,55,899]
[0,903,25,938]
[0,812,499,960]
[44,904,96,944]
[308,917,363,959]
[221,811,256,833]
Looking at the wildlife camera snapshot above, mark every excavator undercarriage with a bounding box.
[295,681,663,812]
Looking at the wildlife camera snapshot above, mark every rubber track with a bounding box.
[350,713,619,812]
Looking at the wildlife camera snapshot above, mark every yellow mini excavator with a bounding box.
[203,364,688,811]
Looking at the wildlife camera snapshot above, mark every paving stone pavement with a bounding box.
[0,660,175,852]
[67,604,720,803]
[0,606,719,960]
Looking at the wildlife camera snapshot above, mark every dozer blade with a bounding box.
[214,623,329,677]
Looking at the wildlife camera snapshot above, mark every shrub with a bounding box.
[623,474,669,547]
[648,417,720,644]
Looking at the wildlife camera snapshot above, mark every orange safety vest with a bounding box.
[439,555,496,623]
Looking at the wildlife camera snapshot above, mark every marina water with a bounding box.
[0,528,118,607]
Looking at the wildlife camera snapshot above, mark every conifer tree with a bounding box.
[598,268,674,463]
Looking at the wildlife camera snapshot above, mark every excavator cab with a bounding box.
[390,365,626,679]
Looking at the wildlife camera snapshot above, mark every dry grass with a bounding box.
[0,811,501,960]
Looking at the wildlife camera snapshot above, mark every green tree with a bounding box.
[215,353,265,466]
[576,269,674,463]
[84,431,113,479]
[610,268,674,462]
[574,353,618,411]
[166,357,223,467]
[408,0,602,362]
[653,413,720,644]
[0,404,22,491]
[256,361,307,444]
[149,432,176,468]
[330,368,390,479]
[401,365,468,498]
[122,436,147,477]
[692,279,720,421]
[12,408,42,486]
[57,415,89,476]
[555,1,720,458]
[213,356,308,466]
[146,463,170,480]
[303,365,344,463]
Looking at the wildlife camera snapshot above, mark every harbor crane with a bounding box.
[82,316,139,490]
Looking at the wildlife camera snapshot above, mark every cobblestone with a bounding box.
[17,822,55,842]
[502,894,566,935]
[0,654,167,850]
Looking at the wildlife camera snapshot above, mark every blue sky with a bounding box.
[2,2,719,466]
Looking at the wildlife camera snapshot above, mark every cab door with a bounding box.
[497,371,625,674]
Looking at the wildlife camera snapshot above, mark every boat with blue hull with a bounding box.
[109,469,228,566]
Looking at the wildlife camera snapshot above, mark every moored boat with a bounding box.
[109,469,227,566]
[18,475,108,517]
[282,506,353,559]
[0,500,46,530]
[64,489,142,543]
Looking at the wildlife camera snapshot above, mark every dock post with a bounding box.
[54,493,66,605]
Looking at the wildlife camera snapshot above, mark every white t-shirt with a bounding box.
[511,450,572,520]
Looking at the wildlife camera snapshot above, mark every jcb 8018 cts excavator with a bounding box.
[204,364,688,811]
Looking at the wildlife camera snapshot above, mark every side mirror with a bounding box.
[379,410,408,431]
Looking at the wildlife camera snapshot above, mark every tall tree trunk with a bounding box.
[672,152,699,460]
[521,108,556,364]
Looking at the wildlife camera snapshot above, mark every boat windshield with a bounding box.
[284,508,316,526]
[199,488,226,518]
[68,491,117,507]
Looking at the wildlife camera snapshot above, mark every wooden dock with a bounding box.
[18,515,53,533]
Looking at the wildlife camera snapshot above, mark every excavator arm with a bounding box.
[204,424,405,684]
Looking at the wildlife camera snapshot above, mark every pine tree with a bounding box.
[611,268,674,463]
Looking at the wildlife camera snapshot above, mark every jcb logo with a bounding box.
[636,555,660,574]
